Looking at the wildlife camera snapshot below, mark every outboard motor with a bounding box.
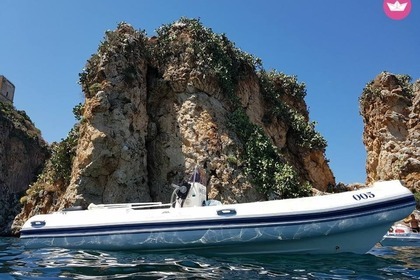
[182,181,207,208]
[172,166,207,208]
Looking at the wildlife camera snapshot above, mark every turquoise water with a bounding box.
[0,237,419,279]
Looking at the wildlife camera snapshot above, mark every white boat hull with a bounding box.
[20,180,415,254]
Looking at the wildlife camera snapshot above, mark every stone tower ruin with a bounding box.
[0,75,15,104]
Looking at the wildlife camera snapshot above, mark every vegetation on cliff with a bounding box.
[360,71,414,108]
[19,114,79,207]
[0,101,42,141]
[258,70,327,150]
[152,18,261,100]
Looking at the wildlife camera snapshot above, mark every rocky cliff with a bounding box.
[360,72,419,195]
[12,19,335,233]
[0,102,49,235]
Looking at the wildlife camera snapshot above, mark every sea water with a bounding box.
[0,237,419,279]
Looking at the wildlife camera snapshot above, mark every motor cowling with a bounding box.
[182,181,207,207]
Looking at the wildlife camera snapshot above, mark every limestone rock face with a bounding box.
[61,24,150,207]
[360,72,419,191]
[0,103,49,235]
[11,19,335,234]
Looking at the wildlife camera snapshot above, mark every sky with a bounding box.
[0,0,419,184]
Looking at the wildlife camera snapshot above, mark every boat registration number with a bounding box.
[352,192,375,201]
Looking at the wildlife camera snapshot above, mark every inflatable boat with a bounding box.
[20,179,415,255]
[380,211,420,247]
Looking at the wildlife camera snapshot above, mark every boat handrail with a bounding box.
[88,202,169,210]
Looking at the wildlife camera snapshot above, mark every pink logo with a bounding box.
[383,0,412,20]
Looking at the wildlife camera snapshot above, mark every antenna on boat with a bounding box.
[191,165,200,183]
[191,165,198,199]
